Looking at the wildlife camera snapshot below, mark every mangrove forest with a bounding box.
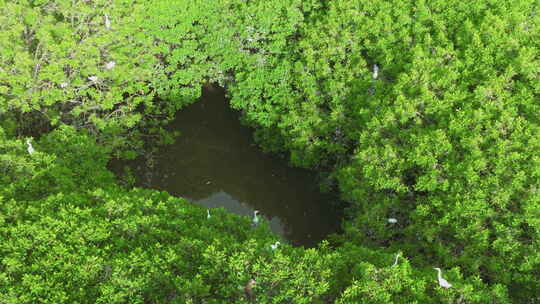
[0,0,539,303]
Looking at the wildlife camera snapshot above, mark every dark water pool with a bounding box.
[110,85,341,247]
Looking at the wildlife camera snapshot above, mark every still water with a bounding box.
[111,85,341,247]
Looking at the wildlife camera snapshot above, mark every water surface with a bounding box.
[111,85,341,247]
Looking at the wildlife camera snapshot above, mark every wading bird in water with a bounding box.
[434,267,452,289]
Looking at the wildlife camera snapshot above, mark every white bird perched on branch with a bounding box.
[388,218,398,224]
[392,252,401,267]
[434,268,452,288]
[252,210,260,227]
[270,241,280,250]
[104,13,111,29]
[26,139,35,155]
[372,64,379,80]
[105,61,116,70]
[88,75,99,82]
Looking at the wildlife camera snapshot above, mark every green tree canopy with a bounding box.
[1,0,538,302]
[226,0,540,301]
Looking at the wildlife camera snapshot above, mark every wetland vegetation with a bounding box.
[0,0,539,303]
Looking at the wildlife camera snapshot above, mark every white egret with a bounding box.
[104,14,111,29]
[372,64,379,80]
[88,76,98,82]
[105,61,116,70]
[26,139,34,155]
[392,252,401,267]
[59,82,68,88]
[270,241,280,250]
[252,210,260,226]
[388,218,398,224]
[207,209,211,219]
[434,268,452,289]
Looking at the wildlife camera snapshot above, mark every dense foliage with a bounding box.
[228,0,540,301]
[1,0,538,302]
[1,127,508,303]
[0,0,230,150]
[0,126,326,303]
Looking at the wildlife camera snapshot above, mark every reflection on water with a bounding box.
[111,85,341,247]
[197,191,286,237]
